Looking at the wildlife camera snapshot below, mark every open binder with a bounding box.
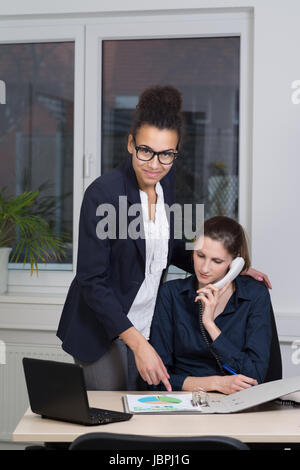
[123,375,300,414]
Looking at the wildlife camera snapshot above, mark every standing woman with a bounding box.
[57,85,270,392]
[57,86,191,391]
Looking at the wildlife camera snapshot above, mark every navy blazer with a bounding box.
[57,158,193,362]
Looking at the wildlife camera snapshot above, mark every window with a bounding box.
[0,42,74,266]
[84,11,251,274]
[0,24,84,292]
[101,37,240,223]
[0,12,251,291]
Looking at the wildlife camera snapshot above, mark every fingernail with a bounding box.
[258,277,263,281]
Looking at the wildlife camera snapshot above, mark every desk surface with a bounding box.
[13,391,300,443]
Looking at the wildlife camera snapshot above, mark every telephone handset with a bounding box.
[198,257,245,375]
[212,257,245,290]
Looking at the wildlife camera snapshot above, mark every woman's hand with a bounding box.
[133,340,172,391]
[182,374,258,393]
[215,374,258,394]
[119,326,172,391]
[194,280,231,326]
[242,267,272,289]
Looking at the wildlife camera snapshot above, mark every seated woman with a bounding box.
[149,216,273,395]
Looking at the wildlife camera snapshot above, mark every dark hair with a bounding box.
[130,85,184,148]
[203,216,251,271]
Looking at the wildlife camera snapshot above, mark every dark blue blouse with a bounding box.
[149,274,272,391]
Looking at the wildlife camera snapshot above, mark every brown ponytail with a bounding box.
[203,216,251,272]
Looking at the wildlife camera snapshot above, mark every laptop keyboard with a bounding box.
[88,407,132,424]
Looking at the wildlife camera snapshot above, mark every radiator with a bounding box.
[0,342,73,442]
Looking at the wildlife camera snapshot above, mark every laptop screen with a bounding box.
[23,358,91,423]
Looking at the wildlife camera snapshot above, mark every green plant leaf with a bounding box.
[0,187,68,274]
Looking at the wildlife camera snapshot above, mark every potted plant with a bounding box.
[0,187,67,294]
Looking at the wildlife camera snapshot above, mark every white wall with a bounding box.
[250,2,300,316]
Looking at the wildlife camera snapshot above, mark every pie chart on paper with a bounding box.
[138,396,182,405]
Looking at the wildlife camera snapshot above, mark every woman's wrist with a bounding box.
[182,376,219,392]
[119,326,147,353]
[202,319,221,341]
[211,375,223,393]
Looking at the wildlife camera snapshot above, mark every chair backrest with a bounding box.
[264,304,282,383]
[69,432,250,450]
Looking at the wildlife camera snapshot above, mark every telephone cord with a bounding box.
[198,300,225,376]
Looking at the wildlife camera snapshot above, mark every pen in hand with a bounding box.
[222,364,257,387]
[222,364,237,375]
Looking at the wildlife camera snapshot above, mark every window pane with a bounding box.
[102,37,240,226]
[0,42,74,267]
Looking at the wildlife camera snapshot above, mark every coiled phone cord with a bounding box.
[198,300,225,376]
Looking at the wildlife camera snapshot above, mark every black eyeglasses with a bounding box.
[132,137,178,165]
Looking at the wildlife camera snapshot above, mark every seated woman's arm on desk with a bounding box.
[149,279,272,395]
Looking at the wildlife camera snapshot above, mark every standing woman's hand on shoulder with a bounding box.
[242,267,272,289]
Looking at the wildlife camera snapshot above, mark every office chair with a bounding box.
[69,433,250,450]
[264,304,282,383]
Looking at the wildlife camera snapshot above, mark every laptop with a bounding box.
[22,357,133,426]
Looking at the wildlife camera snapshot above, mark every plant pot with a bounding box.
[0,247,12,295]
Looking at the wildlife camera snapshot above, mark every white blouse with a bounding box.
[127,182,169,340]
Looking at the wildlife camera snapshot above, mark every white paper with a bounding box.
[124,393,201,413]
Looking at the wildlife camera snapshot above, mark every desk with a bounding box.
[12,391,300,448]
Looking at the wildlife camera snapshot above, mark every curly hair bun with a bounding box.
[137,85,182,115]
[131,85,183,141]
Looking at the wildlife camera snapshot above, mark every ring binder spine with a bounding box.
[191,388,210,407]
[275,399,300,406]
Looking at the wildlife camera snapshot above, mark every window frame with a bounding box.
[0,22,85,293]
[0,10,253,293]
